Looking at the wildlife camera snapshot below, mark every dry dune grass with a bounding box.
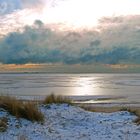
[0,94,72,123]
[0,96,44,122]
[0,117,8,132]
[121,107,140,125]
[0,94,139,126]
[43,94,72,105]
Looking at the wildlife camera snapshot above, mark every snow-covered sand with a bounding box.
[0,104,140,140]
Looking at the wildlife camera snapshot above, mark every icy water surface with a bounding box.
[0,73,140,103]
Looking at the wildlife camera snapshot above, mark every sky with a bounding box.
[0,0,140,67]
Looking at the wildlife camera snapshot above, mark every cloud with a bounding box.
[0,21,63,64]
[0,15,140,64]
[0,0,47,37]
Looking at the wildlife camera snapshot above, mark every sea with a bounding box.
[0,73,140,103]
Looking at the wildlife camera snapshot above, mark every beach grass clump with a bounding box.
[119,107,140,125]
[43,94,72,105]
[134,116,140,125]
[129,109,140,125]
[0,117,8,132]
[0,96,44,123]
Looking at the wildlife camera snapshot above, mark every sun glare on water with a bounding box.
[72,77,100,96]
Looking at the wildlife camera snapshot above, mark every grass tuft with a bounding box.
[119,107,140,124]
[43,94,72,105]
[0,96,44,123]
[0,117,8,132]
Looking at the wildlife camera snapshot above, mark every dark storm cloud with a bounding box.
[0,15,140,64]
[0,21,64,64]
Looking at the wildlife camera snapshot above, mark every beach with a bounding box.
[0,103,140,140]
[0,73,140,139]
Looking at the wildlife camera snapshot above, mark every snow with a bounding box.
[0,104,140,140]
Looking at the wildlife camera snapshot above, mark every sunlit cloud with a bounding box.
[39,0,140,28]
[0,0,140,65]
[1,0,140,32]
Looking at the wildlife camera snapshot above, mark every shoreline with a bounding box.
[2,94,140,107]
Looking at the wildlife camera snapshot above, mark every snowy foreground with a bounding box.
[0,104,140,140]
